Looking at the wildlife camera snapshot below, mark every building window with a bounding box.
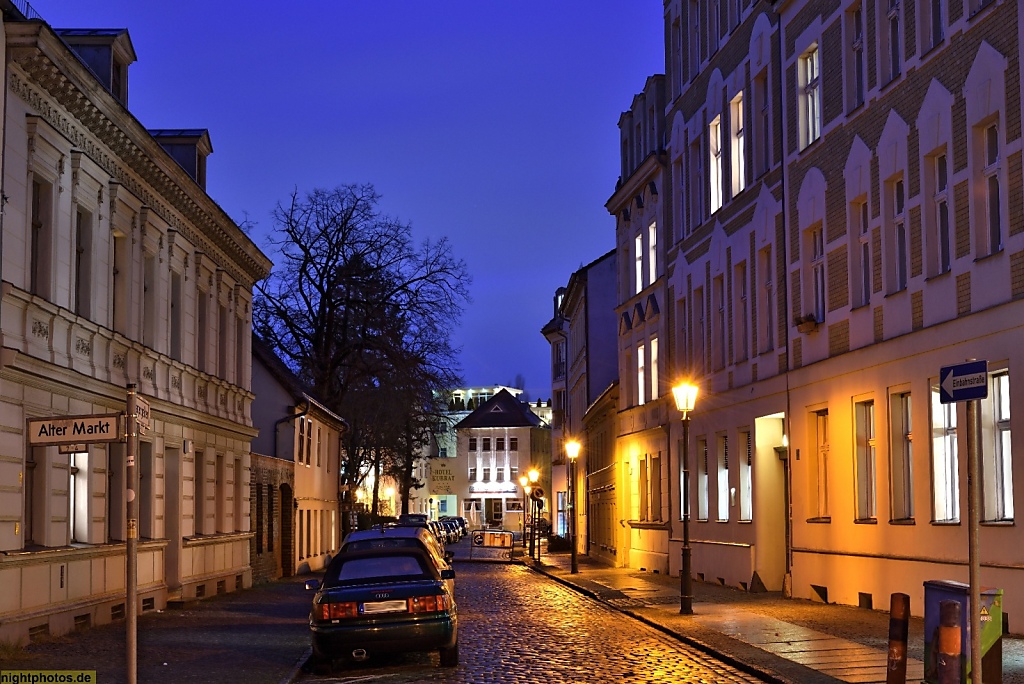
[800,45,821,149]
[510,437,518,451]
[930,384,959,522]
[808,226,826,322]
[650,337,659,400]
[739,431,752,521]
[297,418,306,465]
[730,92,745,196]
[637,343,646,406]
[113,234,130,337]
[884,0,902,82]
[143,254,157,348]
[316,426,323,467]
[29,177,53,299]
[468,466,478,481]
[754,71,771,175]
[697,438,709,521]
[888,178,908,293]
[716,435,729,522]
[984,371,1013,521]
[482,437,491,452]
[648,221,657,284]
[709,115,724,213]
[812,410,830,519]
[928,153,952,276]
[846,5,866,111]
[713,275,726,370]
[650,454,662,521]
[469,437,477,451]
[891,392,914,520]
[688,134,704,229]
[983,123,1002,255]
[170,271,183,362]
[921,0,944,52]
[734,261,748,362]
[758,246,774,353]
[851,199,871,306]
[74,209,93,319]
[855,400,877,521]
[496,437,505,451]
[482,467,491,482]
[639,457,649,521]
[695,287,706,375]
[687,0,700,80]
[710,0,720,53]
[194,451,207,535]
[635,233,644,294]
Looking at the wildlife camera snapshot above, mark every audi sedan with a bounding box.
[304,546,458,671]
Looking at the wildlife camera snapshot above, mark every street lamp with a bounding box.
[528,468,540,560]
[519,475,530,549]
[565,440,581,574]
[672,381,699,614]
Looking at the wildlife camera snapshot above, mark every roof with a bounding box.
[251,335,347,430]
[453,388,543,429]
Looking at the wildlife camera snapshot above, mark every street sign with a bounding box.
[27,414,122,446]
[135,396,152,430]
[939,360,988,404]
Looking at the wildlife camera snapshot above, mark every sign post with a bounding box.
[126,384,139,684]
[940,359,986,683]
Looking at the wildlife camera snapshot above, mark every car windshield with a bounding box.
[323,553,433,587]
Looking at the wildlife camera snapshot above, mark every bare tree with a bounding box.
[253,184,470,497]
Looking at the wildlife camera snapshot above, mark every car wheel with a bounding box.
[439,641,459,667]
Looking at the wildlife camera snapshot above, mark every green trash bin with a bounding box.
[923,580,1003,683]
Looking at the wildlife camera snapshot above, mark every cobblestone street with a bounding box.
[298,561,766,683]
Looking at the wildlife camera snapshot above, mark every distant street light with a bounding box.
[519,475,530,549]
[565,440,581,574]
[672,381,699,615]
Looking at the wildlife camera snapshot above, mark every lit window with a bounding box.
[930,384,959,522]
[730,92,745,196]
[855,400,876,520]
[739,431,752,521]
[709,115,723,213]
[813,409,829,518]
[800,45,821,148]
[717,434,729,522]
[984,371,1013,521]
[648,222,657,284]
[650,337,659,400]
[637,343,646,406]
[635,233,644,294]
[697,438,709,521]
[890,393,914,520]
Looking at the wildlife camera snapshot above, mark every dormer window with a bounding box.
[55,28,137,106]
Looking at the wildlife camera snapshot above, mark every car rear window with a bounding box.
[343,538,421,552]
[324,554,432,586]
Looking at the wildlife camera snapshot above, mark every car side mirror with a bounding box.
[304,579,320,591]
[441,568,455,580]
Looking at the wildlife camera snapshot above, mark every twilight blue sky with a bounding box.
[40,1,664,401]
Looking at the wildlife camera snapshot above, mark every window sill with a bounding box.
[980,519,1015,527]
[806,516,831,524]
[854,517,878,524]
[930,519,961,526]
[889,517,915,525]
[974,247,1003,264]
[627,519,669,531]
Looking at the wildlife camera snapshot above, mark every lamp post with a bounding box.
[564,440,581,573]
[672,381,699,614]
[528,468,540,561]
[520,475,530,549]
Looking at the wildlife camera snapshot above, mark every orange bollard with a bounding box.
[887,593,910,684]
[937,599,962,684]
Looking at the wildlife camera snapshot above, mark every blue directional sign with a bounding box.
[939,360,988,404]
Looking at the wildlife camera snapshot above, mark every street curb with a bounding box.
[520,559,805,684]
[280,646,311,684]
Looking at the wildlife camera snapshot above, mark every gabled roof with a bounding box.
[453,389,542,429]
[251,335,347,430]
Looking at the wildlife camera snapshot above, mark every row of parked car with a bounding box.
[302,513,469,673]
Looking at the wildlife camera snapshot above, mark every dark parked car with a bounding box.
[304,546,458,671]
[341,526,453,582]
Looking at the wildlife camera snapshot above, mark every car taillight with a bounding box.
[408,594,449,613]
[319,601,359,620]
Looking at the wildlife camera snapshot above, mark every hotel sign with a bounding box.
[27,414,122,446]
[431,462,456,494]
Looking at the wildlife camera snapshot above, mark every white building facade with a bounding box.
[0,13,270,644]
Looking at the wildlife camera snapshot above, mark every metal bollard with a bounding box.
[887,592,910,684]
[937,599,962,684]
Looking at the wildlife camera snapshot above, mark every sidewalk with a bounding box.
[523,547,1024,684]
[0,575,312,684]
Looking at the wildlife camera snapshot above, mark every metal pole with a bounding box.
[529,496,535,559]
[570,457,578,574]
[680,415,693,614]
[966,398,983,682]
[125,384,138,684]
